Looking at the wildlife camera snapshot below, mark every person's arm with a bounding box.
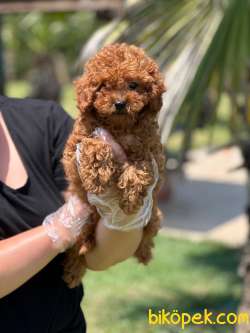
[62,188,143,271]
[85,221,143,271]
[0,196,91,299]
[0,226,59,299]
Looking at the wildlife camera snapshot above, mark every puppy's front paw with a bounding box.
[77,137,116,194]
[118,162,153,214]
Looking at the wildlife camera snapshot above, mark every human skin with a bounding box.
[0,112,142,299]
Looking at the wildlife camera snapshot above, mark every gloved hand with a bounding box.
[76,128,159,232]
[42,195,92,252]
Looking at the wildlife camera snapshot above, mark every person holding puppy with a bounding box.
[0,95,157,332]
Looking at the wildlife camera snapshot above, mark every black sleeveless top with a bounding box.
[0,96,86,333]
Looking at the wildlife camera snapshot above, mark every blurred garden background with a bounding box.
[0,0,250,332]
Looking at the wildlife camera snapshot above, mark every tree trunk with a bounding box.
[0,16,5,96]
[236,143,250,333]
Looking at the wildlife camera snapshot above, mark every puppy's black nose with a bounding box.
[114,100,126,112]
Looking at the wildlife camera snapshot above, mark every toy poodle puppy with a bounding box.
[62,43,166,288]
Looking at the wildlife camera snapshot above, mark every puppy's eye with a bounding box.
[97,83,105,91]
[128,81,139,90]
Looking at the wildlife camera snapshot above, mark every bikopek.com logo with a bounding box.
[148,308,249,329]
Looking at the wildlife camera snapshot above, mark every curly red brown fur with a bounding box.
[62,43,166,288]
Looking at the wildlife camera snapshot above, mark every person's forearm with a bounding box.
[0,226,59,298]
[85,218,143,271]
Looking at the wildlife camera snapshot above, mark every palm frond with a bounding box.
[80,0,250,159]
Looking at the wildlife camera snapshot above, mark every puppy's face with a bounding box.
[93,74,155,124]
[75,44,166,128]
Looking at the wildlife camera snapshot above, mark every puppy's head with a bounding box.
[75,43,166,127]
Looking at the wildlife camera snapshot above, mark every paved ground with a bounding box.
[159,146,249,247]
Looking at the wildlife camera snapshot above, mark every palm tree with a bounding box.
[83,0,250,149]
[82,0,250,329]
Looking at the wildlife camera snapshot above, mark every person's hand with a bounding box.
[76,128,159,232]
[42,195,92,252]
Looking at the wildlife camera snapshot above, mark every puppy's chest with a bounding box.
[114,133,151,160]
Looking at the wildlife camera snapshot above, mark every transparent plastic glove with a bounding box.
[42,195,92,252]
[87,159,159,231]
[76,127,159,231]
[92,127,127,163]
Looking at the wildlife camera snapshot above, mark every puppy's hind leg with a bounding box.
[63,240,87,288]
[134,204,162,264]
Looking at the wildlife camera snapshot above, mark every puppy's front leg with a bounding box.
[78,137,116,194]
[118,161,153,214]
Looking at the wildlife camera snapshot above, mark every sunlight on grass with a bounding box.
[6,80,30,98]
[167,94,232,153]
[82,235,242,333]
[6,80,77,117]
[61,83,77,117]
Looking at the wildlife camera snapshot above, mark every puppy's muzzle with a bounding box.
[114,100,127,114]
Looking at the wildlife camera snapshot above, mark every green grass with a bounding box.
[61,83,77,117]
[82,235,242,333]
[6,80,77,117]
[167,94,232,153]
[6,80,30,99]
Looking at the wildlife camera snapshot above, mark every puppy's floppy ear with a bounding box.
[148,70,166,114]
[74,74,100,114]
